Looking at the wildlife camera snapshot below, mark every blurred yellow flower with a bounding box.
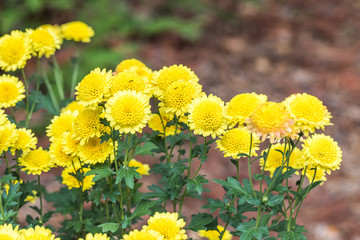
[21,225,59,240]
[0,122,17,153]
[19,147,54,175]
[79,233,110,240]
[129,159,150,175]
[148,113,178,137]
[26,27,62,58]
[61,161,94,191]
[198,225,232,240]
[304,166,327,185]
[0,74,25,108]
[61,100,84,114]
[115,58,147,73]
[123,229,164,240]
[24,190,38,204]
[0,223,22,240]
[10,128,37,154]
[61,21,94,43]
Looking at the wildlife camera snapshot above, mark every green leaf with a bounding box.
[186,175,208,195]
[267,195,284,207]
[133,142,157,156]
[186,213,215,231]
[130,201,158,220]
[202,198,226,213]
[85,165,114,182]
[98,222,120,233]
[213,177,252,197]
[144,184,169,202]
[236,220,269,240]
[115,166,141,189]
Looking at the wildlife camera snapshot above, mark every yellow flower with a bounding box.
[19,147,54,175]
[283,93,332,136]
[159,79,203,116]
[75,68,113,107]
[72,107,103,145]
[123,229,164,240]
[187,94,227,138]
[148,113,178,137]
[216,127,260,159]
[0,122,17,153]
[0,223,22,240]
[105,90,151,134]
[61,21,94,43]
[129,159,150,175]
[10,128,37,154]
[25,190,38,204]
[145,212,187,240]
[61,132,80,157]
[0,74,25,108]
[302,134,342,173]
[115,59,147,73]
[0,109,9,126]
[109,70,152,97]
[303,166,327,185]
[21,225,59,240]
[225,93,267,128]
[78,136,113,165]
[46,110,77,142]
[61,161,94,191]
[79,233,110,240]
[0,30,32,71]
[152,65,199,99]
[246,102,295,143]
[39,24,63,43]
[49,137,75,167]
[198,225,233,240]
[26,27,62,58]
[61,100,84,114]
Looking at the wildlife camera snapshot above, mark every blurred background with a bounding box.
[1,0,359,239]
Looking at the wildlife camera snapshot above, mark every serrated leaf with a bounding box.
[115,166,141,189]
[236,220,269,240]
[98,222,120,233]
[130,201,158,220]
[186,213,215,231]
[85,165,114,182]
[133,142,157,156]
[202,198,226,213]
[213,177,252,197]
[267,195,284,207]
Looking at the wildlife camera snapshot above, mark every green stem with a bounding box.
[52,55,65,100]
[37,175,44,225]
[21,69,30,127]
[14,150,21,222]
[3,154,10,172]
[153,97,169,160]
[0,183,5,223]
[28,59,42,122]
[70,47,80,97]
[236,159,240,181]
[247,134,256,197]
[219,212,231,240]
[167,118,179,163]
[10,107,16,123]
[41,63,60,113]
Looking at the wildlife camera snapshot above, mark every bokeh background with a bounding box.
[1,0,360,239]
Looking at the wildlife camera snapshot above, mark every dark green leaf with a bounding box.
[98,222,120,233]
[85,165,114,182]
[186,213,215,231]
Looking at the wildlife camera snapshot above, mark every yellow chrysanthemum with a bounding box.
[129,159,150,175]
[0,224,22,240]
[78,136,113,165]
[21,225,59,240]
[152,65,199,99]
[61,161,94,191]
[123,229,164,240]
[187,94,227,138]
[115,59,147,73]
[26,27,62,58]
[283,93,332,136]
[145,212,187,240]
[39,24,63,43]
[75,68,113,107]
[18,147,54,175]
[198,225,233,240]
[302,134,342,173]
[61,101,84,114]
[0,30,32,71]
[2,180,22,195]
[0,122,17,153]
[159,79,203,116]
[148,113,178,136]
[105,90,151,134]
[10,128,37,154]
[0,109,9,126]
[61,132,80,157]
[109,70,152,97]
[72,107,103,145]
[79,233,110,240]
[246,102,295,143]
[49,137,75,167]
[225,93,267,128]
[303,166,327,185]
[61,21,94,43]
[46,110,77,142]
[24,190,38,204]
[0,74,25,108]
[259,144,303,177]
[216,127,260,159]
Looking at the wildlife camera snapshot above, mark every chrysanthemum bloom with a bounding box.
[0,223,22,240]
[26,27,62,58]
[115,59,147,73]
[129,159,150,175]
[303,165,327,185]
[216,127,260,159]
[109,70,152,97]
[39,24,63,43]
[79,233,110,240]
[21,225,59,240]
[144,212,187,240]
[0,109,9,126]
[225,93,267,128]
[61,21,94,43]
[24,190,38,204]
[61,132,80,157]
[246,102,295,143]
[302,134,342,174]
[105,90,151,134]
[259,144,303,177]
[10,128,37,154]
[78,136,113,165]
[18,147,54,175]
[198,225,233,240]
[0,74,25,108]
[0,30,32,71]
[61,161,94,191]
[159,80,203,116]
[187,94,227,138]
[49,138,75,167]
[123,229,164,240]
[46,110,77,142]
[75,68,113,107]
[61,100,84,114]
[148,113,178,136]
[152,65,199,99]
[0,122,17,153]
[283,93,332,136]
[72,107,103,145]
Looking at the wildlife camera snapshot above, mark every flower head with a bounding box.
[145,212,187,240]
[225,93,267,128]
[61,131,80,157]
[283,93,332,136]
[129,159,150,175]
[115,58,147,73]
[19,147,54,175]
[148,113,178,136]
[0,224,22,240]
[78,136,113,165]
[216,127,260,159]
[187,94,227,138]
[21,225,59,240]
[0,109,9,126]
[109,70,152,97]
[61,100,84,114]
[123,229,164,240]
[246,102,295,143]
[0,30,32,71]
[26,27,62,58]
[198,225,233,240]
[47,110,77,142]
[72,107,102,145]
[61,161,94,191]
[61,21,94,42]
[24,190,38,204]
[0,122,17,153]
[0,74,25,108]
[49,138,75,167]
[105,90,151,134]
[79,233,110,240]
[304,165,327,185]
[10,128,37,154]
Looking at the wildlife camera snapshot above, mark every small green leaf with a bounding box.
[115,166,141,189]
[85,165,114,182]
[186,213,216,231]
[98,222,120,233]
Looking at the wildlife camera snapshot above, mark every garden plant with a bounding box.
[0,22,342,240]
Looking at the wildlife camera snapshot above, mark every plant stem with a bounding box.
[37,175,44,225]
[52,55,65,100]
[3,153,10,173]
[28,59,41,123]
[70,47,80,97]
[247,133,256,197]
[21,69,30,127]
[0,183,5,223]
[219,212,231,240]
[41,63,60,113]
